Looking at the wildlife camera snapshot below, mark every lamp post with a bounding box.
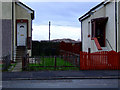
[49,21,51,42]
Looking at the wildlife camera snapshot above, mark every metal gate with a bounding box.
[22,55,80,71]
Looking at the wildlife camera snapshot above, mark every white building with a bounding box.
[79,0,120,53]
[0,0,34,62]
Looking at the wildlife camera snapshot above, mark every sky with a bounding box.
[19,0,102,41]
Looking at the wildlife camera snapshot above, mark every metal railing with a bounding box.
[22,55,80,71]
[106,39,113,50]
[2,55,11,71]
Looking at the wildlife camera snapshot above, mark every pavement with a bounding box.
[2,70,120,80]
[11,62,22,72]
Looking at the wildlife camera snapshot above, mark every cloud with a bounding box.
[24,2,100,27]
[32,24,81,41]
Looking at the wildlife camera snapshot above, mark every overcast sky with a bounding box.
[20,0,101,41]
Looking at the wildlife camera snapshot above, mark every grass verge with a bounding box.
[2,63,16,72]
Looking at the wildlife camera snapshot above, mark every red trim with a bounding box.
[16,19,29,47]
[16,20,28,23]
[91,38,102,50]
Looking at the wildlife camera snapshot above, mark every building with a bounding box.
[79,0,120,53]
[0,0,34,62]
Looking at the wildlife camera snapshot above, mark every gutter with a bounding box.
[79,2,104,22]
[79,1,111,22]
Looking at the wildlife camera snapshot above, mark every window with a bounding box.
[88,21,90,37]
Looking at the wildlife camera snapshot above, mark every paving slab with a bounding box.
[11,62,22,72]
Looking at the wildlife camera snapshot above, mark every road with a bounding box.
[2,79,119,88]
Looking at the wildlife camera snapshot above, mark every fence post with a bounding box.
[78,55,80,70]
[22,56,25,71]
[88,51,90,70]
[54,56,57,70]
[80,51,83,70]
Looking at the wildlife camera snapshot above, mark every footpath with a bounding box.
[2,70,120,80]
[11,62,22,72]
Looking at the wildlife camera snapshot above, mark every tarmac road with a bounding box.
[2,79,119,88]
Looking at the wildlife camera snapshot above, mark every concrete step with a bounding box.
[100,47,108,51]
[16,54,25,56]
[16,51,25,53]
[15,46,26,62]
[16,58,22,60]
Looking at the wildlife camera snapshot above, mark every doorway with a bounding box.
[16,20,28,46]
[91,17,108,47]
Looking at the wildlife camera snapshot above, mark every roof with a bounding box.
[16,1,35,20]
[79,0,111,22]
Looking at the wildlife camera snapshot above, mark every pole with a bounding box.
[49,21,51,42]
[54,56,56,70]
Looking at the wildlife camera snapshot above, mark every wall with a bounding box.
[0,2,12,58]
[81,5,105,52]
[15,3,32,56]
[15,3,31,36]
[105,2,116,51]
[2,20,12,57]
[81,18,90,52]
[91,40,98,53]
[81,2,116,52]
[1,2,12,19]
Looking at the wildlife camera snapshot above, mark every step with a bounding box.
[16,58,22,60]
[16,54,25,57]
[100,47,108,51]
[14,46,27,62]
[16,51,25,53]
[16,59,22,62]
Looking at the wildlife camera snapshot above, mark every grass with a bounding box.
[28,57,79,71]
[0,64,2,68]
[9,63,17,71]
[2,63,16,72]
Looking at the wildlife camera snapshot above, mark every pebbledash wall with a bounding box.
[80,1,120,52]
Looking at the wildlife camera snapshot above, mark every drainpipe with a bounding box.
[11,2,14,60]
[115,1,117,52]
[12,2,14,61]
